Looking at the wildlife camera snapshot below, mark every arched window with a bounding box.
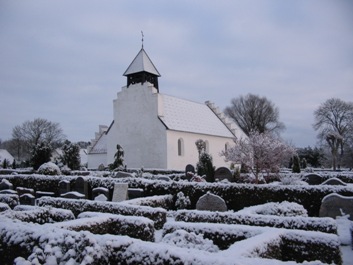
[205,140,209,153]
[178,138,184,156]
[225,142,230,153]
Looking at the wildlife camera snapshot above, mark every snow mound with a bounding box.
[237,201,308,217]
[162,229,219,252]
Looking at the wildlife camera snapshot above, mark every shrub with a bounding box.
[38,162,61,175]
[292,155,301,173]
[197,152,215,182]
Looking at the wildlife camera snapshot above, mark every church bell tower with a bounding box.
[123,47,161,92]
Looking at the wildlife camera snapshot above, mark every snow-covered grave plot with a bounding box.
[1,171,353,264]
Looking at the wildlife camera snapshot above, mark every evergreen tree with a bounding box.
[110,144,124,170]
[31,142,52,170]
[12,159,16,169]
[61,141,81,170]
[2,159,8,169]
[292,155,301,173]
[196,152,215,182]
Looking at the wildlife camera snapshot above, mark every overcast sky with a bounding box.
[1,0,352,148]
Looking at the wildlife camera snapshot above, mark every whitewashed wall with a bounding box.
[107,83,168,169]
[166,130,234,170]
[87,153,107,169]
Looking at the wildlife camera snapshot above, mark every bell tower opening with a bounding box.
[123,47,161,92]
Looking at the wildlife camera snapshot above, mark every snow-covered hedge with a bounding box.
[0,194,19,209]
[124,194,174,209]
[37,197,167,229]
[137,180,353,216]
[57,212,155,241]
[175,210,337,234]
[3,206,75,224]
[163,221,341,264]
[0,202,10,212]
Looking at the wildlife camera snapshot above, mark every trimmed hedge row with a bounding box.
[2,174,353,216]
[57,212,155,241]
[0,218,225,265]
[3,206,74,224]
[37,197,167,229]
[135,181,353,216]
[125,195,174,209]
[175,210,337,234]
[163,221,342,264]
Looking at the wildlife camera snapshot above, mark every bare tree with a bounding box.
[313,98,353,170]
[221,131,295,184]
[224,94,285,136]
[11,118,66,161]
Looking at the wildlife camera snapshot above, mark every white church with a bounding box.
[87,46,247,170]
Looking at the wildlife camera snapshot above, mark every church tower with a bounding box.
[123,48,161,92]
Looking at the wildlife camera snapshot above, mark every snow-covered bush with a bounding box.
[162,229,219,252]
[0,194,19,209]
[279,174,307,185]
[60,165,71,175]
[0,202,10,212]
[175,191,191,210]
[175,210,336,234]
[38,162,61,175]
[249,201,308,217]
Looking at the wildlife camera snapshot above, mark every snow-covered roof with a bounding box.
[159,94,235,138]
[88,126,108,154]
[0,149,14,163]
[123,48,161,76]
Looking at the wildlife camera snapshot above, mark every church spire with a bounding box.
[123,38,161,92]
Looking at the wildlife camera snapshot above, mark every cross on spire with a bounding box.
[141,31,144,48]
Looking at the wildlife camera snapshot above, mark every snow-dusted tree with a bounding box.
[313,98,353,170]
[12,118,66,161]
[196,152,215,182]
[31,141,52,170]
[195,139,206,158]
[61,141,81,170]
[224,94,285,136]
[222,131,296,184]
[110,144,124,170]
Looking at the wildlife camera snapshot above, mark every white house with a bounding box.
[87,47,247,170]
[0,149,14,166]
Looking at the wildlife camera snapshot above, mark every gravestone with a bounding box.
[0,189,17,195]
[0,179,13,190]
[59,180,71,195]
[92,187,110,200]
[214,167,233,182]
[196,192,227,212]
[61,191,86,199]
[128,188,144,199]
[94,194,108,201]
[185,164,195,174]
[322,178,347,186]
[303,173,322,185]
[35,191,55,198]
[112,183,129,202]
[75,177,88,198]
[319,193,353,220]
[19,193,35,206]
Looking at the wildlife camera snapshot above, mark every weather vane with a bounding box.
[141,31,144,48]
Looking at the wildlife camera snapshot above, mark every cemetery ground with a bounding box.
[1,166,353,264]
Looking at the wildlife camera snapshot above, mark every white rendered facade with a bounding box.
[87,47,247,170]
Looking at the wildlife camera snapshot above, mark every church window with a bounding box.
[178,138,184,156]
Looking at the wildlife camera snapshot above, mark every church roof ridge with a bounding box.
[123,48,161,77]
